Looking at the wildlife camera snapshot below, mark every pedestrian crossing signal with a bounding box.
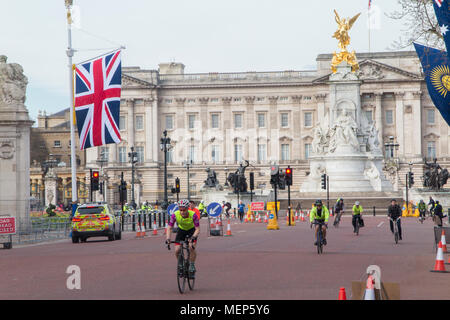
[321,174,327,190]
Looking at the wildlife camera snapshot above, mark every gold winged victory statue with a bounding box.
[331,10,361,73]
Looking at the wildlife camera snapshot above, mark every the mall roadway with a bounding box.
[1,215,449,300]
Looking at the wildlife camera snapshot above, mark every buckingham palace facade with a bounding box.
[79,51,449,204]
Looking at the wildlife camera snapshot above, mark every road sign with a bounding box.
[251,202,265,211]
[207,202,222,217]
[167,203,179,217]
[267,202,280,211]
[0,216,16,235]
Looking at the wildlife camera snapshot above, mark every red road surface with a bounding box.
[1,216,449,300]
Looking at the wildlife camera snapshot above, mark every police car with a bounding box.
[71,202,122,243]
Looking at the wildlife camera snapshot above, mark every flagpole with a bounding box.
[65,0,78,213]
[368,6,371,54]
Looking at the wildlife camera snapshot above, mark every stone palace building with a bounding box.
[31,51,450,206]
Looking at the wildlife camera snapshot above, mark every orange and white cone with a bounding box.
[301,211,305,222]
[258,214,262,223]
[431,241,449,272]
[141,222,146,237]
[225,218,232,236]
[152,221,158,236]
[338,287,347,300]
[295,211,298,221]
[244,215,248,223]
[210,218,215,229]
[363,275,376,300]
[136,222,142,238]
[263,213,268,223]
[440,230,447,253]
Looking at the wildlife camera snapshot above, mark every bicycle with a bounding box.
[311,221,327,254]
[390,217,400,244]
[419,210,426,224]
[353,215,361,236]
[167,236,196,294]
[333,211,343,228]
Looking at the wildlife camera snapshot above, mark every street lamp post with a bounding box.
[160,130,172,210]
[184,160,193,200]
[128,147,138,209]
[96,151,108,202]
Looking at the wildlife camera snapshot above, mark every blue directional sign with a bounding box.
[207,202,222,217]
[167,203,179,217]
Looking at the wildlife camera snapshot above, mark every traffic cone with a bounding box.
[225,218,232,236]
[431,241,449,272]
[141,222,146,237]
[338,287,347,300]
[440,230,447,253]
[152,221,158,236]
[244,215,248,223]
[295,211,298,221]
[263,213,268,223]
[136,222,142,238]
[363,275,376,300]
[301,211,305,222]
[210,218,215,229]
[258,214,262,223]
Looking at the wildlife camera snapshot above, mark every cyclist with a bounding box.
[428,196,436,217]
[417,199,427,222]
[388,199,402,240]
[189,200,201,220]
[223,201,232,218]
[198,200,206,217]
[310,200,330,246]
[165,199,200,278]
[333,198,345,226]
[352,201,363,233]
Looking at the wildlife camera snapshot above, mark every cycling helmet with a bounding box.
[315,199,323,206]
[355,201,360,206]
[178,199,190,209]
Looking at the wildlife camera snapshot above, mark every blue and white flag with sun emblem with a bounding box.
[433,0,450,54]
[414,43,450,126]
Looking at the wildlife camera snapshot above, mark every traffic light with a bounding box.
[119,180,127,203]
[91,170,99,191]
[408,172,414,187]
[99,182,104,195]
[175,177,180,193]
[249,172,255,190]
[285,167,293,186]
[321,174,327,190]
[270,165,279,186]
[278,170,286,190]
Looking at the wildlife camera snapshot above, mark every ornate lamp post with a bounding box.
[128,147,138,209]
[160,130,172,210]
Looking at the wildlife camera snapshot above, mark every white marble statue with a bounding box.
[0,55,28,106]
[367,121,380,152]
[328,110,359,153]
[312,125,328,154]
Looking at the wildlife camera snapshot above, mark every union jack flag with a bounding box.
[435,0,443,7]
[368,0,372,9]
[74,50,122,150]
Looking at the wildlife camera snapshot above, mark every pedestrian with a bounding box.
[428,196,436,216]
[434,201,444,227]
[224,201,232,218]
[238,200,245,222]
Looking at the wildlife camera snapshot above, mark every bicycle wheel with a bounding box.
[394,231,399,244]
[355,219,359,236]
[317,231,323,254]
[187,260,195,291]
[177,253,186,294]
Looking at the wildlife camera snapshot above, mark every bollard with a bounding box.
[138,213,142,230]
[132,214,136,232]
[143,213,147,229]
[448,208,450,224]
[158,211,162,228]
[373,206,376,217]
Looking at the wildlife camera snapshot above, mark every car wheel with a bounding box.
[116,229,122,240]
[72,236,79,243]
[108,229,115,241]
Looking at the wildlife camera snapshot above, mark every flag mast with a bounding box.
[65,0,78,212]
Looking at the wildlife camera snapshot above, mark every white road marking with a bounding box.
[377,222,384,228]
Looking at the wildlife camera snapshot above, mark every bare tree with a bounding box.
[387,0,444,49]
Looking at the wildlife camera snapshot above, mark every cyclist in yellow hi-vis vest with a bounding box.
[165,199,200,278]
[310,200,330,246]
[352,201,363,234]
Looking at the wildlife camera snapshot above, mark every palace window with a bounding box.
[119,116,126,130]
[53,140,61,148]
[136,146,144,163]
[365,110,373,124]
[188,114,196,129]
[281,144,290,161]
[385,110,393,125]
[234,113,243,128]
[304,112,312,127]
[257,144,267,162]
[427,141,436,158]
[305,143,312,159]
[119,147,127,163]
[135,115,144,130]
[211,114,219,129]
[257,113,266,128]
[211,145,220,163]
[427,109,435,124]
[281,113,289,128]
[234,144,243,162]
[165,115,174,130]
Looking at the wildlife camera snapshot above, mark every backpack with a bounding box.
[359,217,365,227]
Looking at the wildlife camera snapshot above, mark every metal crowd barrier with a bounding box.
[118,209,168,232]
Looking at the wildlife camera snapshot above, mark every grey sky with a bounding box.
[0,0,408,123]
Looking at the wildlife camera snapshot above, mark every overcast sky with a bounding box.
[0,0,409,124]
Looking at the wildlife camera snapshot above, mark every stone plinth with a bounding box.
[407,188,450,208]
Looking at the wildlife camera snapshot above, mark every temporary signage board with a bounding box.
[250,202,265,211]
[207,202,222,217]
[0,216,16,235]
